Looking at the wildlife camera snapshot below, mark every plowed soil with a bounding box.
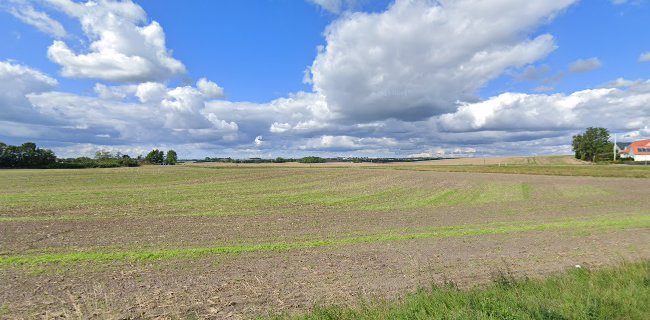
[1,165,648,319]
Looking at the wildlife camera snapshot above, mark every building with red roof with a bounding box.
[625,139,650,162]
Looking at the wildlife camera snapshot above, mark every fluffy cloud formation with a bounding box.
[196,78,225,99]
[45,0,185,82]
[205,92,333,143]
[569,57,602,73]
[439,81,650,133]
[22,76,237,150]
[0,61,58,125]
[408,147,477,158]
[299,135,398,151]
[254,135,264,146]
[308,0,576,122]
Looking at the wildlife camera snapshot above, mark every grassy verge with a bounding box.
[274,260,650,320]
[2,214,648,266]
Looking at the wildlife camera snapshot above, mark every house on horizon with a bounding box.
[618,139,650,161]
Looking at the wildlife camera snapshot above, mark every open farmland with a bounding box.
[1,163,649,318]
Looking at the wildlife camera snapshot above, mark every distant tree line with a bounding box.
[196,156,328,164]
[55,151,140,168]
[0,141,179,169]
[0,142,56,168]
[195,156,439,164]
[197,157,294,164]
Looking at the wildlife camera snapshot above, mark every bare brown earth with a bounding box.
[0,164,649,319]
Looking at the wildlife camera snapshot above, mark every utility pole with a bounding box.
[613,133,617,161]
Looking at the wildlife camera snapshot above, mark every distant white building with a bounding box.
[619,139,650,161]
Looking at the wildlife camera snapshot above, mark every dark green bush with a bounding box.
[299,156,326,163]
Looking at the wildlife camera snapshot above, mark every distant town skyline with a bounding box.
[1,0,649,158]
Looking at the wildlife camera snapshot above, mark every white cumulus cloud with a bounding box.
[196,78,225,99]
[44,0,185,82]
[438,82,650,133]
[0,61,59,125]
[254,135,264,146]
[309,0,576,122]
[299,135,399,151]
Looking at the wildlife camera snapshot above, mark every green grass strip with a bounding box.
[273,260,650,320]
[1,214,648,266]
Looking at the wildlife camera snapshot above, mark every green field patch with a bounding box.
[0,169,356,218]
[475,182,530,203]
[521,183,532,199]
[408,189,476,208]
[408,182,531,209]
[263,187,407,210]
[2,214,647,266]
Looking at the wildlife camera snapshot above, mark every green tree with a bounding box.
[165,150,178,165]
[299,156,326,163]
[572,127,610,162]
[94,150,113,160]
[572,134,585,160]
[0,141,56,168]
[145,149,165,164]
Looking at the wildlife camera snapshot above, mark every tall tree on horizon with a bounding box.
[145,149,165,164]
[572,127,610,162]
[165,150,177,165]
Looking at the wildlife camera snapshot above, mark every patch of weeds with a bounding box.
[491,268,518,288]
[0,305,9,317]
[442,278,459,290]
[537,305,568,320]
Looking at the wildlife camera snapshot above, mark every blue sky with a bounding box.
[1,0,649,158]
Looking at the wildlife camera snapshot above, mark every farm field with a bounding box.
[1,162,650,318]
